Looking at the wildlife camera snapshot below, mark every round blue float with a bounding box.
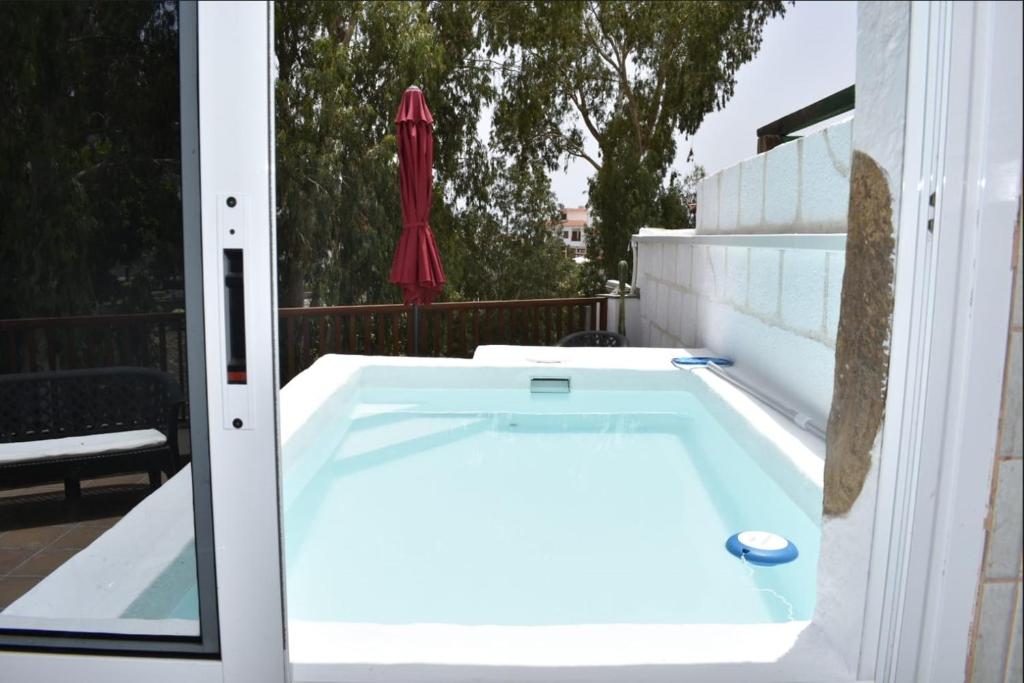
[726,531,798,565]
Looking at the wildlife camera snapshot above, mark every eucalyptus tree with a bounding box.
[275,0,500,307]
[482,1,785,277]
[0,1,183,318]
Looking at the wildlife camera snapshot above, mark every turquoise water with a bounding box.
[128,387,821,625]
[281,389,820,625]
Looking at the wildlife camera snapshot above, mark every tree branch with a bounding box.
[646,59,668,133]
[567,88,604,147]
[610,40,644,151]
[583,4,619,73]
[531,127,602,172]
[586,3,645,152]
[570,147,602,172]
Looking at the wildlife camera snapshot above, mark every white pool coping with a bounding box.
[281,348,842,682]
[4,346,852,682]
[0,461,198,637]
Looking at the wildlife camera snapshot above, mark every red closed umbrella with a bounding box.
[389,86,446,307]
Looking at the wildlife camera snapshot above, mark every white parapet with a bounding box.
[631,229,846,428]
[696,119,852,235]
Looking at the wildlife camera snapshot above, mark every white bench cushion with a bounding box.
[0,429,167,466]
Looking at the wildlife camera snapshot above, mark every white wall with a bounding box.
[696,119,852,235]
[633,231,845,428]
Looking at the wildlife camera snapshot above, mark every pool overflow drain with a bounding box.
[726,531,798,565]
[530,377,570,393]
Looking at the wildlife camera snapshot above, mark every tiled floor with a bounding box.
[0,474,156,610]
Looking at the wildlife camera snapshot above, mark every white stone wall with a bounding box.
[633,230,845,428]
[695,119,852,235]
[970,202,1023,683]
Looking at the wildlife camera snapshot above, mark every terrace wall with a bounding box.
[628,121,851,427]
[632,231,844,428]
[695,119,852,235]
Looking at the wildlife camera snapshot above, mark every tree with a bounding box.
[482,1,784,278]
[275,1,500,307]
[650,165,706,230]
[0,1,183,318]
[456,157,576,301]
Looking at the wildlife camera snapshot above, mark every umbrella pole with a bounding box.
[413,304,420,356]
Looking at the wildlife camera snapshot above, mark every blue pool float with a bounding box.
[671,356,734,368]
[726,531,798,566]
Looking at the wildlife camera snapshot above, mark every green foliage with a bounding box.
[275,0,565,307]
[650,165,706,230]
[482,1,784,276]
[455,158,576,301]
[0,1,182,318]
[2,1,778,322]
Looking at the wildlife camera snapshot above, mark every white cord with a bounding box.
[739,553,796,622]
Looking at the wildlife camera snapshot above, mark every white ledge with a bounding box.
[633,229,847,251]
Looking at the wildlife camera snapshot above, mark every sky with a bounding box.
[548,1,858,208]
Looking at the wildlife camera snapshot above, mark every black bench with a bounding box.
[0,367,183,499]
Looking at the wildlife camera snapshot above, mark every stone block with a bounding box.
[661,244,677,283]
[656,282,669,328]
[826,251,847,342]
[764,140,800,228]
[749,248,782,318]
[739,155,766,229]
[725,247,750,307]
[717,165,741,233]
[985,459,1023,579]
[1000,332,1023,456]
[971,582,1018,683]
[781,249,828,335]
[800,120,852,231]
[697,174,719,232]
[676,244,693,289]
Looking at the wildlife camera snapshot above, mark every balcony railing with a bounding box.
[0,311,189,394]
[0,296,607,388]
[278,297,606,384]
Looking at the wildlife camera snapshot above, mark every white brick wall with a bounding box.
[634,230,846,427]
[696,119,852,235]
[630,120,851,424]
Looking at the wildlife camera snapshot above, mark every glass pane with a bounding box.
[0,1,207,642]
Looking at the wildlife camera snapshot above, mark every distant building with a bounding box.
[554,206,591,259]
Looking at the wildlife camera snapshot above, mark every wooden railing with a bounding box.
[278,297,606,384]
[0,312,189,394]
[0,297,607,387]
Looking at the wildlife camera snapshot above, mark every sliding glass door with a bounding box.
[0,2,286,679]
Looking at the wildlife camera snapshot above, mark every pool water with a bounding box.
[280,388,820,625]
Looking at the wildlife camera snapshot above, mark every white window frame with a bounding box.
[0,2,288,681]
[861,2,1022,681]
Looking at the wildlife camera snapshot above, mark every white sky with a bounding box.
[548,1,858,208]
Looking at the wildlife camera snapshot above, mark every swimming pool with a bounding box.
[5,348,842,681]
[283,387,819,626]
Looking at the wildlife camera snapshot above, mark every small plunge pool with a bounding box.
[282,387,819,625]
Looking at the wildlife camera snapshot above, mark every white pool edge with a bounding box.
[5,347,854,681]
[0,462,198,636]
[287,621,850,683]
[280,348,845,681]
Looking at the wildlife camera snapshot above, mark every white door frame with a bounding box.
[0,2,288,681]
[197,1,288,681]
[861,2,1022,681]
